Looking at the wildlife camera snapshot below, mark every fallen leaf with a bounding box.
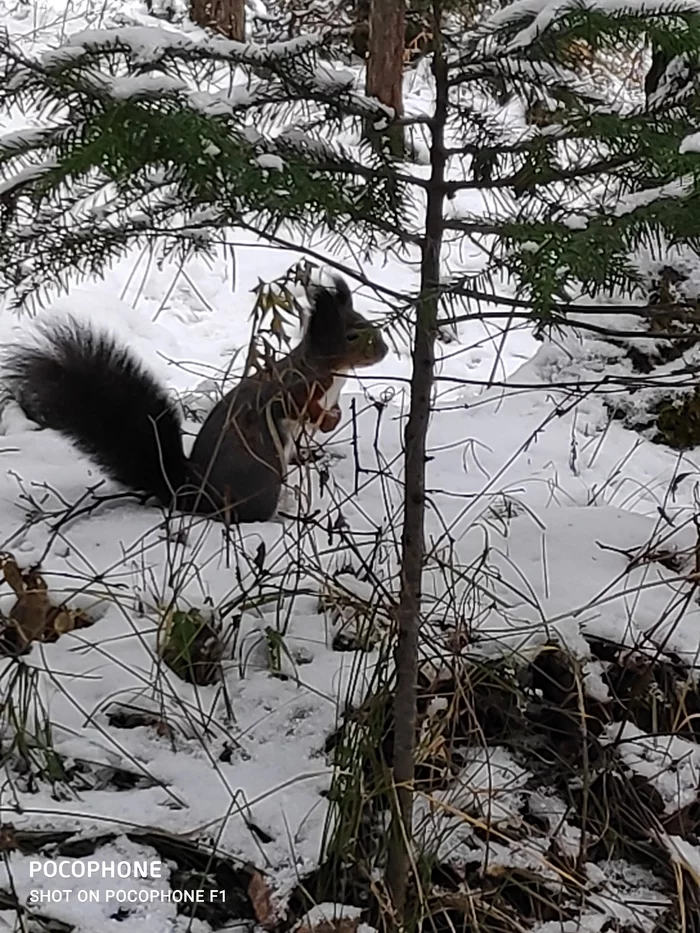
[248,869,276,930]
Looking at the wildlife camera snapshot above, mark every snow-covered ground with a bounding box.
[0,2,699,932]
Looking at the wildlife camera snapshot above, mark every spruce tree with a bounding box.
[0,24,407,305]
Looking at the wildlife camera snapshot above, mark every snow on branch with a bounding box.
[485,0,700,47]
[0,25,393,128]
[40,25,326,69]
[0,19,407,305]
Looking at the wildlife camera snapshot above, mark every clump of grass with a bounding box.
[301,632,700,933]
[157,605,228,687]
[0,662,70,793]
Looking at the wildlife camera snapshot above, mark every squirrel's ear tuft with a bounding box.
[306,275,353,354]
[307,287,342,352]
[328,274,352,308]
[304,272,351,308]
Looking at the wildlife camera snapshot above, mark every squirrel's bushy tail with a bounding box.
[4,318,189,505]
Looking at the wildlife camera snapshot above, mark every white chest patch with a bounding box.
[317,375,345,412]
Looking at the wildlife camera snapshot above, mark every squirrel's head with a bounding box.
[304,275,388,373]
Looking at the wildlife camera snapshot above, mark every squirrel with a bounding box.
[3,274,388,524]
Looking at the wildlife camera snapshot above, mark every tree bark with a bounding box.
[365,0,405,156]
[385,2,447,923]
[190,0,245,41]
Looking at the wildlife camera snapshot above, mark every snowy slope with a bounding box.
[0,2,699,932]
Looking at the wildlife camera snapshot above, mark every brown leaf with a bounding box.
[0,553,94,650]
[1,556,25,598]
[247,869,276,930]
[9,567,52,644]
[0,824,17,853]
[155,719,174,740]
[49,606,92,638]
[51,609,76,635]
[298,919,360,933]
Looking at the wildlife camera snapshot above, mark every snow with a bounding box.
[602,721,700,813]
[0,126,55,153]
[0,161,59,197]
[188,87,255,114]
[585,860,670,933]
[3,842,176,931]
[429,746,531,828]
[41,25,202,66]
[256,153,285,171]
[106,74,189,98]
[302,903,364,926]
[0,1,698,932]
[663,833,700,882]
[680,131,700,153]
[614,177,694,216]
[41,23,325,69]
[485,0,700,50]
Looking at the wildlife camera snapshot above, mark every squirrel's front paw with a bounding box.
[317,405,341,433]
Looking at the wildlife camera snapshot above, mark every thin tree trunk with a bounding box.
[190,0,245,40]
[365,0,405,156]
[385,2,447,923]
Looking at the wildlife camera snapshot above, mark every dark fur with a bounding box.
[6,322,189,504]
[4,277,388,523]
